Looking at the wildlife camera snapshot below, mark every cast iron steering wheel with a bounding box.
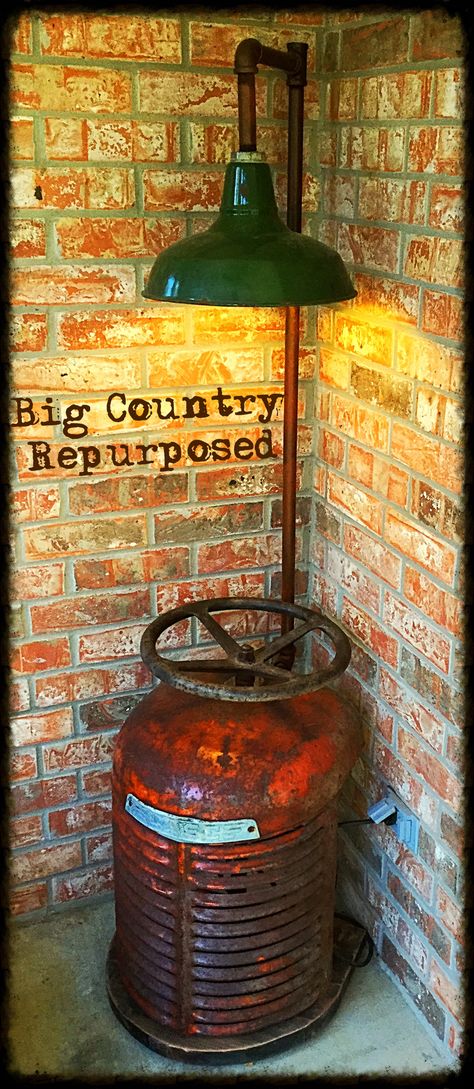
[140,597,351,702]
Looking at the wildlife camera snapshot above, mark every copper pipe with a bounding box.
[237,74,257,151]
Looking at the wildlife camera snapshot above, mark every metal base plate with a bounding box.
[106,916,367,1065]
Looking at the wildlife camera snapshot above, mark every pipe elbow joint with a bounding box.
[234,37,262,75]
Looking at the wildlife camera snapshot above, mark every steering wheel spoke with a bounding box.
[140,597,351,703]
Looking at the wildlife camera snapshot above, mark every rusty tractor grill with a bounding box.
[112,804,336,1037]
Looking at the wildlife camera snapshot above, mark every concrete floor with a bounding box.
[8,897,453,1079]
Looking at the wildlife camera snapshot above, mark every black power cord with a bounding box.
[334,913,375,968]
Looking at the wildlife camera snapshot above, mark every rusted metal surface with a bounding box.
[112,799,336,1038]
[140,597,351,702]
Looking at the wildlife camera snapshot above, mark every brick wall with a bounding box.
[311,8,464,1062]
[9,7,463,1063]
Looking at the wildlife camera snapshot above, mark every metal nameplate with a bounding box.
[125,793,260,844]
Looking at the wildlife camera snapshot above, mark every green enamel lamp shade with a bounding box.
[143,158,356,307]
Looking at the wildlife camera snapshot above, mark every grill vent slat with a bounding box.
[114,804,334,1035]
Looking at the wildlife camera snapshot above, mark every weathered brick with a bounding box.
[11,218,46,257]
[10,749,37,781]
[10,883,48,917]
[339,126,405,173]
[10,679,30,713]
[156,573,264,615]
[384,590,452,673]
[68,472,188,517]
[39,13,181,61]
[342,597,398,668]
[143,169,224,213]
[385,510,456,584]
[354,274,419,325]
[436,887,463,943]
[404,567,462,635]
[49,799,111,837]
[411,11,463,61]
[400,647,463,729]
[11,14,33,53]
[82,769,112,797]
[12,775,77,815]
[397,726,462,808]
[344,523,402,591]
[314,500,342,546]
[154,501,263,545]
[418,827,459,894]
[12,167,135,210]
[35,661,149,707]
[387,871,451,963]
[86,831,113,863]
[77,692,144,734]
[404,236,463,289]
[42,732,116,772]
[379,667,445,753]
[429,185,464,232]
[373,738,437,830]
[340,17,409,70]
[396,331,461,391]
[422,290,463,342]
[189,22,315,70]
[351,363,412,417]
[338,223,400,273]
[319,428,345,469]
[149,347,265,388]
[11,637,71,675]
[139,69,265,117]
[30,589,150,635]
[12,485,61,523]
[52,864,113,903]
[11,707,73,747]
[11,814,43,848]
[361,71,431,119]
[273,75,319,121]
[191,306,286,345]
[24,516,147,559]
[11,841,82,884]
[55,217,184,259]
[326,546,380,613]
[12,63,132,113]
[391,423,462,494]
[73,547,188,590]
[358,178,426,224]
[319,349,350,390]
[12,264,136,306]
[429,961,463,1021]
[57,308,185,349]
[10,313,48,353]
[440,810,464,858]
[328,472,384,535]
[197,533,282,575]
[408,126,463,175]
[434,67,464,119]
[13,353,142,394]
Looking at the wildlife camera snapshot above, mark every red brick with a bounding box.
[342,598,398,668]
[14,353,142,394]
[391,423,462,494]
[411,11,463,61]
[440,811,464,858]
[13,263,136,306]
[150,347,265,387]
[55,216,184,259]
[10,883,48,917]
[350,363,412,418]
[408,126,463,175]
[44,118,87,160]
[57,307,185,350]
[73,547,188,591]
[387,872,452,963]
[12,775,77,815]
[429,961,463,1021]
[40,13,181,61]
[11,814,43,848]
[196,463,287,503]
[396,331,461,391]
[156,574,264,616]
[10,313,48,353]
[373,738,437,830]
[339,126,406,173]
[82,769,112,797]
[10,679,30,713]
[422,290,463,343]
[404,236,463,289]
[30,589,150,635]
[434,68,464,119]
[11,840,82,884]
[328,78,358,120]
[12,63,132,113]
[11,708,73,748]
[319,349,350,390]
[11,218,46,257]
[189,121,288,166]
[436,888,463,943]
[348,448,409,506]
[361,71,431,119]
[12,563,65,601]
[143,169,223,213]
[197,533,282,575]
[12,485,60,523]
[191,306,286,345]
[381,935,446,1039]
[334,314,393,367]
[49,799,111,837]
[398,726,462,808]
[404,567,461,635]
[353,274,419,325]
[35,661,149,707]
[69,473,188,519]
[86,830,113,863]
[384,590,452,673]
[338,223,400,274]
[340,17,409,69]
[155,501,263,545]
[24,516,147,560]
[189,22,315,70]
[11,637,71,675]
[42,733,116,772]
[333,396,390,454]
[328,472,384,534]
[320,428,345,469]
[139,69,265,117]
[11,14,33,53]
[379,668,445,753]
[77,625,148,664]
[326,546,380,613]
[359,178,426,224]
[429,185,463,232]
[10,749,37,781]
[385,510,456,584]
[52,863,113,903]
[12,166,135,210]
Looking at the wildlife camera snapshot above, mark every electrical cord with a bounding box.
[334,913,375,968]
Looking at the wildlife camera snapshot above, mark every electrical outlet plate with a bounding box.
[384,787,420,853]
